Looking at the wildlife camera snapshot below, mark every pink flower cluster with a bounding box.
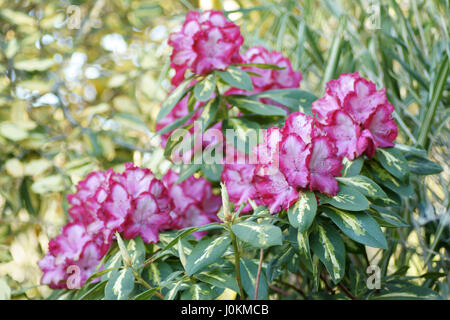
[222,112,342,214]
[162,170,221,231]
[169,10,243,86]
[312,72,397,159]
[226,46,302,96]
[39,164,220,289]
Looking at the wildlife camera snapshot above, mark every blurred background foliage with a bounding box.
[0,0,448,299]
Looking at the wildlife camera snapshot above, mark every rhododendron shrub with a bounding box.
[39,9,443,301]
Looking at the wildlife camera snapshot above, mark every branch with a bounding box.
[254,248,264,300]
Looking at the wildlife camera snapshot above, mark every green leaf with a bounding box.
[336,175,387,199]
[287,191,317,232]
[405,155,443,175]
[0,122,28,141]
[226,96,287,116]
[185,235,231,276]
[31,175,65,194]
[198,96,220,129]
[297,232,314,272]
[222,117,262,154]
[181,283,213,300]
[321,185,369,211]
[320,15,347,93]
[163,125,190,158]
[323,206,387,249]
[148,223,224,265]
[115,232,131,267]
[253,89,317,113]
[194,73,216,101]
[417,54,449,146]
[233,62,285,70]
[369,286,442,300]
[220,182,232,221]
[240,258,268,300]
[266,247,295,282]
[369,206,409,228]
[216,67,253,91]
[127,237,146,271]
[310,221,346,284]
[0,278,11,300]
[231,221,282,249]
[342,157,364,177]
[101,250,122,281]
[104,267,135,300]
[375,148,409,181]
[394,144,427,158]
[156,76,195,122]
[14,58,56,72]
[196,271,239,293]
[133,288,159,300]
[0,8,35,26]
[367,161,414,197]
[156,109,197,136]
[78,281,107,300]
[165,279,186,300]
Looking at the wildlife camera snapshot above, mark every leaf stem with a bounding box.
[254,248,264,300]
[337,281,357,300]
[229,228,245,299]
[132,269,165,300]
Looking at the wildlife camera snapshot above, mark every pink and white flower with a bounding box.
[308,137,343,196]
[221,163,260,213]
[312,72,398,159]
[162,169,221,231]
[253,168,299,214]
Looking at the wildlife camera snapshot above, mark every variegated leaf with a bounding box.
[232,221,282,249]
[181,283,213,300]
[342,157,364,177]
[104,267,135,300]
[297,231,314,272]
[321,184,369,211]
[367,161,414,197]
[375,147,409,181]
[240,258,268,300]
[323,206,387,249]
[336,175,387,199]
[288,191,317,232]
[226,96,287,116]
[156,75,194,122]
[216,67,253,91]
[310,221,346,284]
[194,73,216,101]
[196,271,239,292]
[185,235,231,275]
